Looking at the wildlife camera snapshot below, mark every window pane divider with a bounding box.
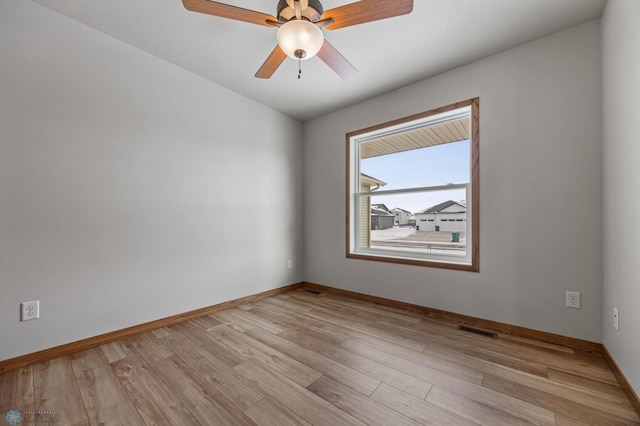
[358,183,469,197]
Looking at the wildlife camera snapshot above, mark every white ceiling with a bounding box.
[31,0,607,121]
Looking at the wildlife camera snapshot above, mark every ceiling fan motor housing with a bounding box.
[277,0,324,22]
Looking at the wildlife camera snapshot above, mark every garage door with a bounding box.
[438,218,465,232]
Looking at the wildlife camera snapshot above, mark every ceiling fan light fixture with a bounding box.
[276,20,324,60]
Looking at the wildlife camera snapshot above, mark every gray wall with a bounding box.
[0,0,303,361]
[602,0,640,397]
[304,21,602,342]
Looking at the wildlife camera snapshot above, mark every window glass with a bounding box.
[346,98,479,271]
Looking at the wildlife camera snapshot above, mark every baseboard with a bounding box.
[302,282,602,353]
[0,282,304,375]
[4,279,638,416]
[307,281,640,414]
[603,345,640,418]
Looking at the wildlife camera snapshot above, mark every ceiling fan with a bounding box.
[182,0,414,79]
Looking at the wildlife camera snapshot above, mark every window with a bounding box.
[346,98,479,271]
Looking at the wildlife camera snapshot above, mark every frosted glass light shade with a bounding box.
[276,20,324,60]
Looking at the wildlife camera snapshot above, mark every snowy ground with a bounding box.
[370,227,467,255]
[371,227,466,243]
[370,227,417,240]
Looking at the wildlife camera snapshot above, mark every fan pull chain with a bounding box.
[298,57,302,79]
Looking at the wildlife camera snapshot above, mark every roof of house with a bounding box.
[360,173,387,188]
[371,203,392,214]
[416,200,466,214]
[391,208,412,214]
[371,206,394,217]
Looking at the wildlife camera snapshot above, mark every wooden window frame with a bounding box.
[345,98,479,272]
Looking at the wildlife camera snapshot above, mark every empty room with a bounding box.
[1,0,639,424]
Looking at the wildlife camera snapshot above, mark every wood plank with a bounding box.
[70,348,145,425]
[236,303,255,311]
[152,355,257,425]
[293,291,427,331]
[426,385,536,426]
[245,326,381,396]
[215,307,285,334]
[548,368,629,401]
[207,324,322,388]
[371,383,477,426]
[189,314,223,331]
[125,332,175,364]
[99,340,137,363]
[150,327,173,339]
[302,283,602,352]
[111,354,200,425]
[2,288,638,425]
[499,333,575,354]
[341,338,485,385]
[424,341,548,378]
[482,373,640,425]
[308,375,422,426]
[302,309,427,352]
[169,321,250,367]
[244,395,312,426]
[0,283,303,374]
[242,305,313,332]
[483,364,638,421]
[275,314,353,346]
[423,340,631,414]
[277,328,432,399]
[255,297,313,317]
[0,367,34,413]
[267,294,314,313]
[160,332,266,411]
[502,344,614,381]
[332,334,555,424]
[340,338,484,386]
[234,359,365,426]
[554,413,596,425]
[379,315,507,354]
[304,290,424,323]
[34,357,89,425]
[420,340,550,383]
[212,309,257,332]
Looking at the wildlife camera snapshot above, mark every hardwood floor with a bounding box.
[1,288,638,425]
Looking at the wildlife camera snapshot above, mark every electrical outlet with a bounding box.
[613,307,619,331]
[566,291,581,309]
[20,300,40,321]
[287,259,292,270]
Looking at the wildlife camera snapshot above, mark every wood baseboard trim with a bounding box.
[603,345,640,418]
[302,282,602,353]
[0,282,304,375]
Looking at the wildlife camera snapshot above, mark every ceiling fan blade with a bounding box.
[317,40,358,80]
[182,0,276,27]
[321,0,413,30]
[255,45,288,79]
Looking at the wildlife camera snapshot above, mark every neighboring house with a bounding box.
[371,203,394,230]
[359,174,387,247]
[391,208,413,226]
[415,200,466,232]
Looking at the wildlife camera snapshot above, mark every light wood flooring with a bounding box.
[1,288,638,425]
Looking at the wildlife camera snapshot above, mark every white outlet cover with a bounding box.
[613,307,619,331]
[566,291,581,309]
[20,300,40,321]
